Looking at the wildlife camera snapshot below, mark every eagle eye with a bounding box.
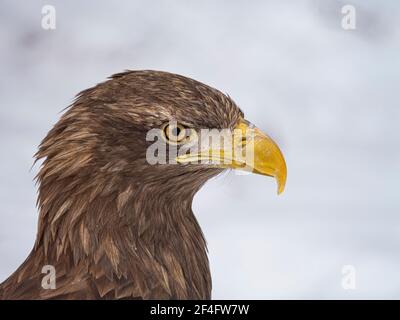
[162,123,197,145]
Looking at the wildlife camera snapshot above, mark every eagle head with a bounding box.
[1,70,287,300]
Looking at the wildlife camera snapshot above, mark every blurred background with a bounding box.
[0,0,399,299]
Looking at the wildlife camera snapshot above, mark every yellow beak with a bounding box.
[176,119,287,194]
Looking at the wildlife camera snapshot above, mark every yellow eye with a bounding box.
[162,123,196,145]
[162,123,187,144]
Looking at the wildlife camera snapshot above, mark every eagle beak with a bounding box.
[176,119,287,195]
[231,120,287,194]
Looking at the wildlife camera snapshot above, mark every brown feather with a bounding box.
[0,70,243,299]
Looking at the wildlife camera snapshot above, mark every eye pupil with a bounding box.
[172,127,180,137]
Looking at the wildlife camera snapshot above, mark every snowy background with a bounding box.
[0,0,399,299]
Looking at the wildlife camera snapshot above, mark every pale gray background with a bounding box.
[0,0,399,299]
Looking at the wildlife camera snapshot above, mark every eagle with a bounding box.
[0,70,286,299]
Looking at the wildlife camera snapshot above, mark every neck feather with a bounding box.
[33,172,212,299]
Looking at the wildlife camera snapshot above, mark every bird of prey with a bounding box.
[0,70,286,299]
